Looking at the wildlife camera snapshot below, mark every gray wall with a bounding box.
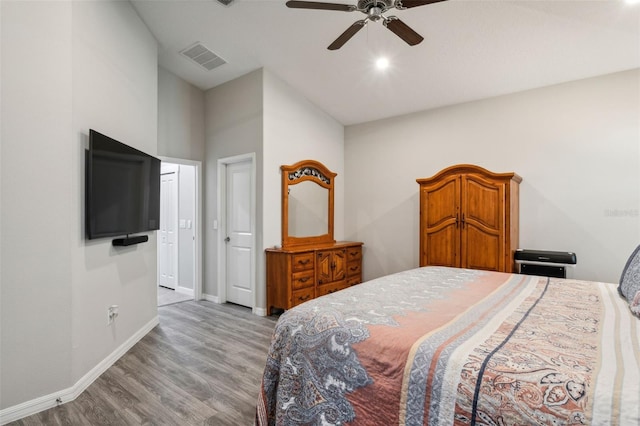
[262,69,345,313]
[344,69,640,284]
[1,0,158,410]
[157,67,205,293]
[262,69,345,249]
[204,69,264,300]
[203,68,345,313]
[158,67,205,161]
[1,1,74,408]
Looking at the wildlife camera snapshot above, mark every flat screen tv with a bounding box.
[86,129,160,241]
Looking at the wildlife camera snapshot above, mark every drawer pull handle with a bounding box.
[298,259,310,265]
[299,277,309,283]
[350,251,359,256]
[350,266,358,271]
[298,294,311,302]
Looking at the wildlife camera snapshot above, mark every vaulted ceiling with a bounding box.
[131,0,640,125]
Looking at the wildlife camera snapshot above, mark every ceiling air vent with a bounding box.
[180,42,227,71]
[216,0,235,5]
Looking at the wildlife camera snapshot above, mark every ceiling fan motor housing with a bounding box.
[357,0,394,13]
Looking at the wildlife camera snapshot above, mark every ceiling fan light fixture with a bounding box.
[287,0,446,49]
[376,57,390,70]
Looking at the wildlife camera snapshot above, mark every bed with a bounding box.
[256,265,640,425]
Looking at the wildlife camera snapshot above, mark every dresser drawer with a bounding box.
[292,270,314,290]
[317,281,347,297]
[291,252,314,272]
[291,287,314,307]
[346,262,361,277]
[346,246,362,262]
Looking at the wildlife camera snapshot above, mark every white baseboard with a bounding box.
[175,286,194,297]
[202,293,220,303]
[201,293,266,317]
[0,316,159,425]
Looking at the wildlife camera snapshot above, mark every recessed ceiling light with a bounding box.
[626,0,640,4]
[376,57,389,70]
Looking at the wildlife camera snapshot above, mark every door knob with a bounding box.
[224,236,230,242]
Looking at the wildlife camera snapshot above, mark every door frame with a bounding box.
[159,163,179,290]
[158,156,203,301]
[217,153,257,313]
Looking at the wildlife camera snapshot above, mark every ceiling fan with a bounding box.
[285,0,447,50]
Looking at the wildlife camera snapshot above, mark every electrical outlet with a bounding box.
[107,305,119,325]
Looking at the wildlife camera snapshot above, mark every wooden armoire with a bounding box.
[417,164,521,273]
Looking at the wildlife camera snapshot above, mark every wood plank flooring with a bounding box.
[157,286,192,307]
[9,301,278,426]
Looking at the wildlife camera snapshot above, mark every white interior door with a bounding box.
[225,160,254,307]
[159,165,179,289]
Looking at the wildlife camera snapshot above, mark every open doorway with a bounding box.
[157,157,202,306]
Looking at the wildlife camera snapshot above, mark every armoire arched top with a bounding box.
[416,164,522,185]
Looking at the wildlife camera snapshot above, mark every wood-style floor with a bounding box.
[9,301,278,425]
[157,286,193,307]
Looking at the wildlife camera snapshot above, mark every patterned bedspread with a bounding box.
[256,267,640,425]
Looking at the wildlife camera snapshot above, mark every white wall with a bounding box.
[345,69,640,284]
[1,0,158,412]
[158,67,205,161]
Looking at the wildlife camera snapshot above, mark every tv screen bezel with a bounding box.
[85,129,160,240]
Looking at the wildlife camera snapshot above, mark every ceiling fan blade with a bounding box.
[286,1,355,12]
[328,20,367,50]
[384,17,424,46]
[395,0,447,9]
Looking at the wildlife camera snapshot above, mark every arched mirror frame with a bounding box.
[281,159,336,249]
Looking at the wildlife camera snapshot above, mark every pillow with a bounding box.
[630,290,640,317]
[619,244,640,317]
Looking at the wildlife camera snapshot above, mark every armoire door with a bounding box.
[460,174,505,271]
[419,174,461,268]
[418,165,521,273]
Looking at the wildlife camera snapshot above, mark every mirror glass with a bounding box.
[288,181,328,237]
[281,159,335,248]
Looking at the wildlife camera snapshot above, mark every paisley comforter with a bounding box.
[256,267,640,425]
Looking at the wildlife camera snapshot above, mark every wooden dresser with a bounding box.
[417,164,521,273]
[266,241,363,315]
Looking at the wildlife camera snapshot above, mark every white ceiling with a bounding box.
[131,0,640,125]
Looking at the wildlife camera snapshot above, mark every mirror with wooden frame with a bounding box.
[281,160,335,249]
